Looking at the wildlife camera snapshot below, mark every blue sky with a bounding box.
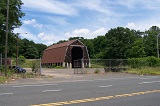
[14,0,160,46]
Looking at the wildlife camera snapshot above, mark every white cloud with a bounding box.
[23,19,35,25]
[74,0,112,16]
[126,22,136,29]
[45,16,68,25]
[14,27,40,43]
[125,22,160,31]
[37,32,55,41]
[37,32,65,46]
[23,19,43,28]
[22,0,77,16]
[65,29,90,38]
[64,28,107,39]
[116,0,160,10]
[92,28,107,36]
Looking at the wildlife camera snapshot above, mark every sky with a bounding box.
[14,0,160,46]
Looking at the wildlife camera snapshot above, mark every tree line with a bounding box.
[65,26,160,59]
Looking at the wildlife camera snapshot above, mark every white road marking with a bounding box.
[147,76,159,78]
[139,81,160,84]
[96,79,110,81]
[140,78,153,79]
[75,80,93,82]
[12,84,57,87]
[42,89,62,92]
[0,93,13,96]
[99,85,112,88]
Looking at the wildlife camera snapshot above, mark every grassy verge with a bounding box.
[125,67,160,75]
[0,70,45,84]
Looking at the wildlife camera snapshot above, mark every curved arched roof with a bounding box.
[41,39,87,64]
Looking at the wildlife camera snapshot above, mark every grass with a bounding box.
[91,63,105,68]
[0,69,45,83]
[12,59,39,68]
[125,67,160,75]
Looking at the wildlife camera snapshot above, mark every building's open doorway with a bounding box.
[71,47,83,68]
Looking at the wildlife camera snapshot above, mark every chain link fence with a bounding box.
[0,53,2,66]
[74,59,129,74]
[12,59,42,74]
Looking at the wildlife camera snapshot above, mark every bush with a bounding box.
[128,56,160,68]
[18,55,26,65]
[0,65,4,72]
[146,56,160,67]
[31,60,39,74]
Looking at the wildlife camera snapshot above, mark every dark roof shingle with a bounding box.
[46,40,76,50]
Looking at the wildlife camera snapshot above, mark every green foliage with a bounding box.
[31,60,39,74]
[18,55,26,65]
[35,43,47,58]
[126,67,160,75]
[146,56,160,67]
[55,66,65,69]
[128,56,160,68]
[18,39,47,59]
[129,38,146,58]
[143,30,157,56]
[0,65,4,72]
[0,0,25,56]
[104,27,139,59]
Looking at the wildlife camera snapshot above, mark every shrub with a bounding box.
[31,60,39,74]
[146,56,159,67]
[128,56,160,68]
[0,65,4,72]
[18,55,26,65]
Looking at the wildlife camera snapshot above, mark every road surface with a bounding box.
[0,74,160,106]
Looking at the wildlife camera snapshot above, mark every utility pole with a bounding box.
[40,57,42,75]
[157,33,160,58]
[16,34,19,66]
[15,33,27,66]
[4,0,9,76]
[0,53,2,66]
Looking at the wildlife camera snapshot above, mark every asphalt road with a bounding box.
[0,74,160,106]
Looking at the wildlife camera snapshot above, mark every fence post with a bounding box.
[110,59,111,68]
[0,53,2,66]
[40,57,42,75]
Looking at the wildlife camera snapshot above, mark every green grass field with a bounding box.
[12,59,40,68]
[125,67,160,75]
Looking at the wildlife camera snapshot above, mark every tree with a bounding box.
[81,39,94,58]
[69,37,84,41]
[129,38,146,58]
[25,45,39,59]
[93,36,107,58]
[104,27,139,59]
[35,43,47,58]
[0,0,25,57]
[143,27,159,57]
[56,40,67,44]
[19,39,39,59]
[149,26,160,31]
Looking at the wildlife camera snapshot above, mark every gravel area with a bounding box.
[8,68,142,84]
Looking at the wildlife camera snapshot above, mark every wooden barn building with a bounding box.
[41,39,90,68]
